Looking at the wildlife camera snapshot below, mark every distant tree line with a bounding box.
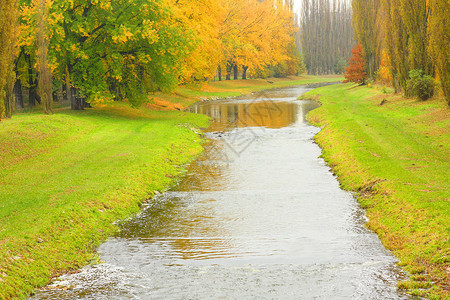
[298,0,354,75]
[0,0,305,119]
[352,0,449,104]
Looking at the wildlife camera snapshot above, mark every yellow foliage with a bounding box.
[164,0,225,82]
[377,49,392,83]
[221,0,296,77]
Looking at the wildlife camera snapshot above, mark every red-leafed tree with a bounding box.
[344,44,367,84]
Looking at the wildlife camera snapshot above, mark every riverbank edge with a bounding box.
[1,75,343,299]
[302,84,449,299]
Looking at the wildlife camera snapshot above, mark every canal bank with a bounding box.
[303,84,449,299]
[33,85,411,299]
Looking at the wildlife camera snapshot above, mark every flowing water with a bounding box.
[33,85,409,299]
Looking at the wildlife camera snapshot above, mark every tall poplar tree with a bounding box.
[36,0,52,114]
[428,0,449,103]
[299,0,353,75]
[0,0,19,119]
[352,0,381,79]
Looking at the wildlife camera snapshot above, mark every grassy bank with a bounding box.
[302,84,449,299]
[0,104,208,299]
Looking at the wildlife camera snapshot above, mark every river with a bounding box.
[32,85,409,299]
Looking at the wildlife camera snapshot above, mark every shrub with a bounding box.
[343,44,367,85]
[406,69,436,101]
[334,57,347,74]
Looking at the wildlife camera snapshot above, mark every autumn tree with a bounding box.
[428,0,449,104]
[219,0,299,80]
[344,43,367,84]
[166,0,224,83]
[46,0,194,109]
[354,0,448,104]
[36,0,52,114]
[352,0,383,79]
[8,0,318,118]
[0,0,19,119]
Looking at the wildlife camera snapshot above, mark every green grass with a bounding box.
[0,103,208,299]
[303,84,449,299]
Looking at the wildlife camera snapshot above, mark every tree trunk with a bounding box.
[37,0,52,115]
[56,85,63,102]
[14,79,24,109]
[70,87,83,110]
[226,62,232,80]
[26,54,37,107]
[233,64,238,80]
[5,74,15,118]
[62,83,67,100]
[218,65,222,81]
[242,65,248,80]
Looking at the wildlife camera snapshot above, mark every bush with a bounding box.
[334,57,347,74]
[406,69,436,101]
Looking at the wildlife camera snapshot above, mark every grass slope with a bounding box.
[0,104,208,299]
[303,84,449,299]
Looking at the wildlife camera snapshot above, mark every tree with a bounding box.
[344,43,367,84]
[352,0,381,79]
[16,0,195,110]
[428,0,449,104]
[219,0,298,80]
[0,0,19,119]
[299,0,353,75]
[165,0,225,83]
[72,0,191,108]
[36,0,52,114]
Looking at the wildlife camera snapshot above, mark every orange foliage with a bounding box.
[344,44,367,84]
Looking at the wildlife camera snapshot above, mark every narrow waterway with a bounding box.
[33,85,409,299]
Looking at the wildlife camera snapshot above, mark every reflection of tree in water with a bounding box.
[193,101,298,132]
[117,192,232,260]
[177,139,232,192]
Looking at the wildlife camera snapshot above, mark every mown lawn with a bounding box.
[0,103,208,299]
[303,84,449,299]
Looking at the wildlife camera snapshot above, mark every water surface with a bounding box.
[33,85,409,299]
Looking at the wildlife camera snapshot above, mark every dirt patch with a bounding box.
[146,98,184,111]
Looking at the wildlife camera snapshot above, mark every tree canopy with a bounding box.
[343,43,367,84]
[352,0,449,103]
[0,0,304,118]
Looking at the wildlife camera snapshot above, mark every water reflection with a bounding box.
[189,100,298,131]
